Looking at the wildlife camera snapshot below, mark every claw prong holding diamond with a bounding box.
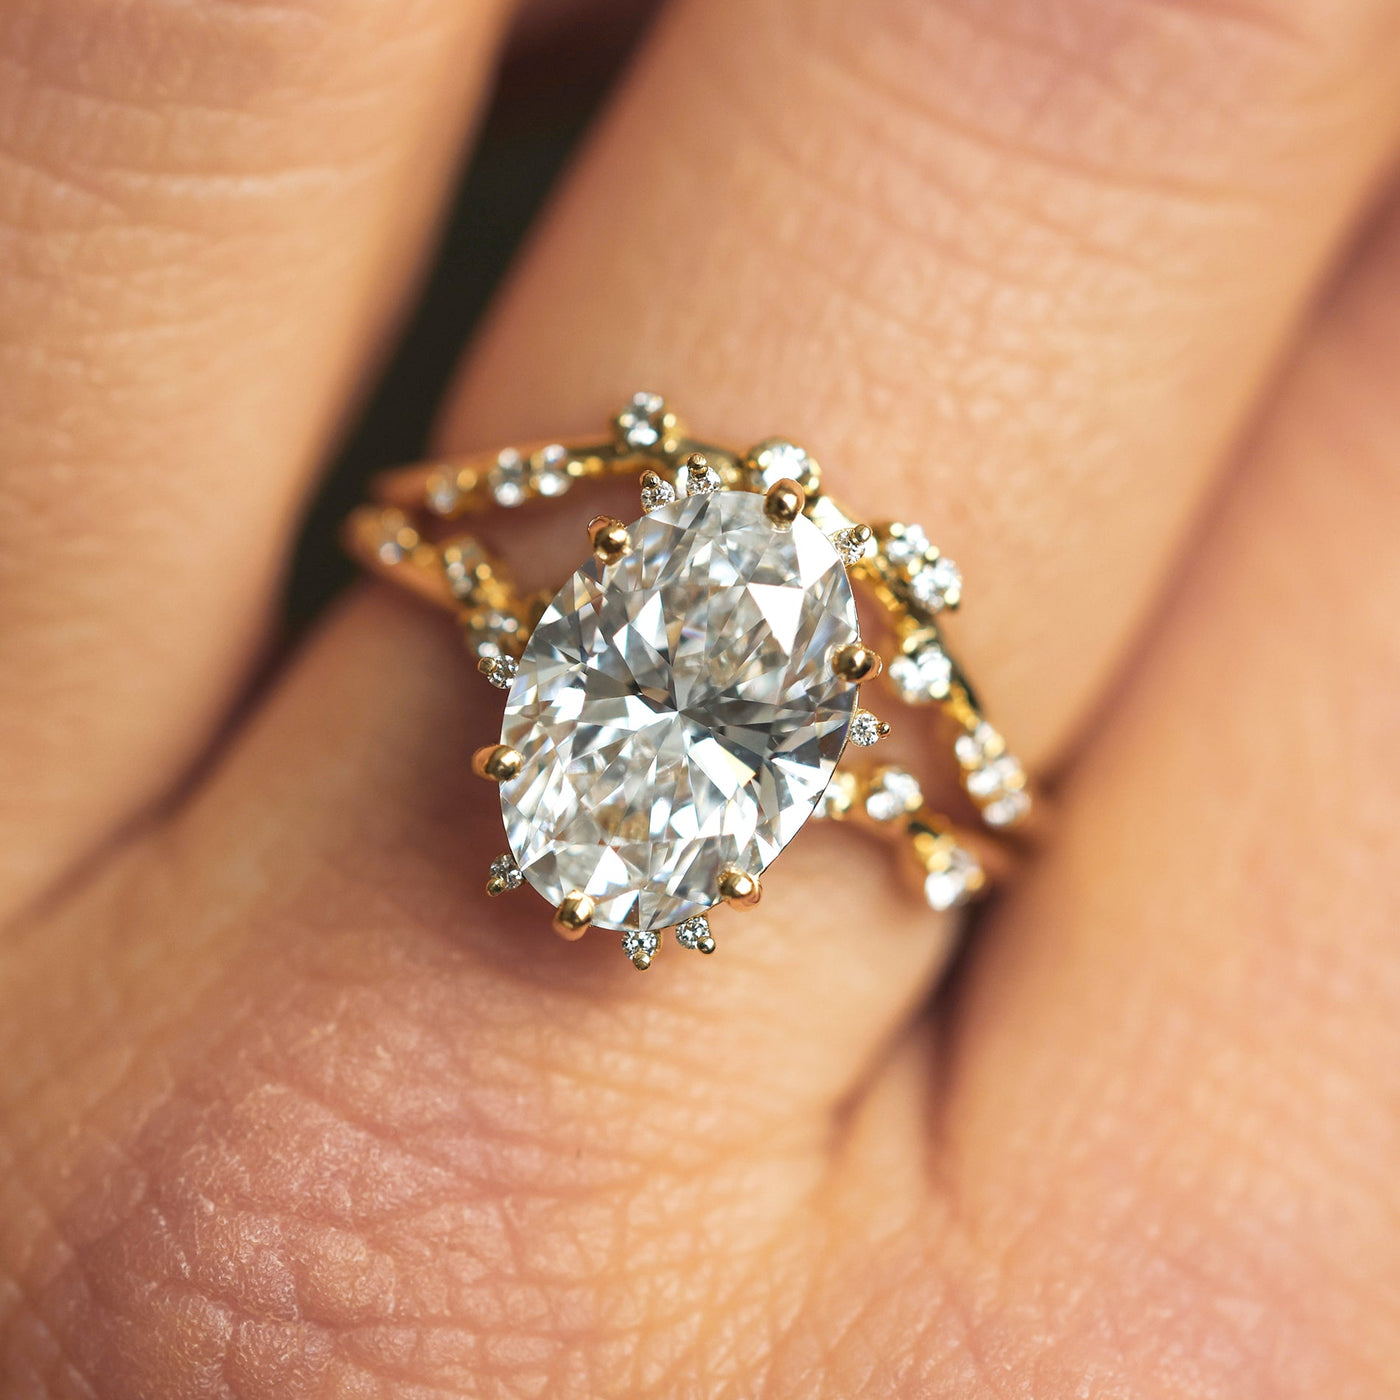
[675,915,715,954]
[832,642,882,683]
[587,515,631,565]
[763,477,806,527]
[472,744,522,783]
[553,891,595,939]
[718,866,762,910]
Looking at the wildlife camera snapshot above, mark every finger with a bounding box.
[0,0,517,917]
[413,0,1400,1080]
[444,0,1400,769]
[941,192,1400,1388]
[10,1,1400,1394]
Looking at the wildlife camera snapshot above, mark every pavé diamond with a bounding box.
[924,845,980,912]
[864,767,923,823]
[500,491,860,931]
[749,438,821,493]
[888,639,953,703]
[489,448,527,507]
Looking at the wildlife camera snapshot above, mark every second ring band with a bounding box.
[345,392,1031,968]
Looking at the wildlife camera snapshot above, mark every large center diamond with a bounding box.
[500,490,860,931]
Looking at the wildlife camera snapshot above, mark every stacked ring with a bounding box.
[345,393,1031,969]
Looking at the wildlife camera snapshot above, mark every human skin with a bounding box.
[2,0,1400,1395]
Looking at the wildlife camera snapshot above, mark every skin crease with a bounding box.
[1,0,1400,1396]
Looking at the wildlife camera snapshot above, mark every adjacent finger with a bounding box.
[0,0,516,918]
[940,190,1400,1389]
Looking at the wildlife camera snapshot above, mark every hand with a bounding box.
[2,2,1398,1395]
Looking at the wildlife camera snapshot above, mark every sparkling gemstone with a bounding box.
[966,754,1024,800]
[848,708,885,748]
[683,459,723,496]
[883,523,930,569]
[500,491,860,931]
[489,448,527,507]
[888,640,952,703]
[909,555,962,611]
[617,391,667,448]
[532,444,572,498]
[982,789,1031,828]
[749,438,821,493]
[640,473,677,512]
[864,767,923,823]
[479,654,519,690]
[622,928,660,960]
[426,469,460,516]
[488,854,524,891]
[675,915,712,950]
[924,845,980,912]
[832,524,874,565]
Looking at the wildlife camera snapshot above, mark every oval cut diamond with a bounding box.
[500,491,860,931]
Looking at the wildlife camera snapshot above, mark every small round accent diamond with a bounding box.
[909,555,962,611]
[532,444,572,498]
[882,523,930,569]
[889,639,952,703]
[478,654,519,690]
[426,470,461,516]
[675,915,714,952]
[617,391,667,449]
[640,471,676,512]
[848,708,888,748]
[488,853,524,892]
[622,928,660,960]
[749,438,821,494]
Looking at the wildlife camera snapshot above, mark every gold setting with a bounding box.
[553,890,595,939]
[472,744,522,782]
[345,394,1034,969]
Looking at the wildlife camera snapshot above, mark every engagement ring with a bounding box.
[346,394,1031,969]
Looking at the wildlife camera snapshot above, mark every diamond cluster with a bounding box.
[956,722,1030,828]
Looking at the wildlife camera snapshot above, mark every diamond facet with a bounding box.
[500,492,860,931]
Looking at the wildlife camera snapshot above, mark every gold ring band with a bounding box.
[345,393,1032,967]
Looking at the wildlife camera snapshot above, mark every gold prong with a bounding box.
[631,952,653,971]
[553,890,594,939]
[763,477,806,527]
[587,515,631,564]
[697,935,716,955]
[472,744,522,782]
[718,866,762,910]
[486,874,510,897]
[684,451,710,482]
[832,642,883,683]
